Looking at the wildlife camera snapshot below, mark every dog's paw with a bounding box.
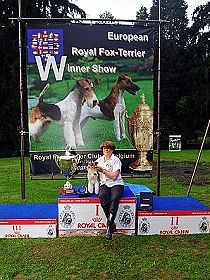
[76,141,84,147]
[34,138,41,143]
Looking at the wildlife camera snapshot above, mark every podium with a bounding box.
[58,186,136,236]
[137,197,210,235]
[0,204,57,238]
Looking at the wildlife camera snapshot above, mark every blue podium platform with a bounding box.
[0,203,58,219]
[124,183,154,196]
[59,184,136,199]
[152,196,209,211]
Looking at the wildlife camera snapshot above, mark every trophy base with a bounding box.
[129,161,152,171]
[61,187,76,196]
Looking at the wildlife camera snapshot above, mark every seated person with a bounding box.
[96,141,124,240]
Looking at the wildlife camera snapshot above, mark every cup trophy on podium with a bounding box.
[55,146,81,195]
[127,94,153,171]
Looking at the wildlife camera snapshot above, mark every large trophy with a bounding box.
[127,94,153,171]
[55,146,80,195]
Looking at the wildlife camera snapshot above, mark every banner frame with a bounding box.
[13,0,165,199]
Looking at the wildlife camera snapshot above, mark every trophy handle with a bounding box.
[75,154,81,164]
[71,154,80,172]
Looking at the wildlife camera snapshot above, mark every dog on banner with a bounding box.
[29,80,98,148]
[87,161,99,194]
[80,73,140,141]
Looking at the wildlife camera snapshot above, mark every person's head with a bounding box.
[100,141,115,151]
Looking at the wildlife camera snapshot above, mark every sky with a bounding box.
[75,0,208,22]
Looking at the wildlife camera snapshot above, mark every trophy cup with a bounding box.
[55,146,81,195]
[127,94,153,171]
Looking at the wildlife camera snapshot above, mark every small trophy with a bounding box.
[55,146,80,195]
[127,94,153,171]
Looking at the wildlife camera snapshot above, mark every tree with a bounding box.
[149,0,192,146]
[136,6,149,21]
[180,3,210,142]
[98,11,116,23]
[0,0,86,156]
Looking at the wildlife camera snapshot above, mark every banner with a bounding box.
[27,23,154,176]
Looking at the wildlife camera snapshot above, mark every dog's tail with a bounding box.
[38,83,50,102]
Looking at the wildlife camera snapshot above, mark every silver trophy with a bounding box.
[127,94,153,171]
[55,146,80,194]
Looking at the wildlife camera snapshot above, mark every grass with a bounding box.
[0,235,209,280]
[0,150,209,279]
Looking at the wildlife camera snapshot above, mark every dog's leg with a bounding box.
[113,108,121,141]
[88,181,94,194]
[74,121,84,147]
[29,120,50,143]
[63,122,76,148]
[120,108,126,139]
[95,180,100,195]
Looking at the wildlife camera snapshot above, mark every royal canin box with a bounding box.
[58,186,136,236]
[0,204,57,238]
[137,197,210,235]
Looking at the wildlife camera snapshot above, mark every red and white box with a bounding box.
[137,197,210,235]
[0,204,57,238]
[0,219,57,238]
[58,186,136,236]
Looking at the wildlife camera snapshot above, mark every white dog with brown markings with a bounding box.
[29,80,98,148]
[87,161,99,194]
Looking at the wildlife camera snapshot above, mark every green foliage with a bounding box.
[99,11,115,20]
[148,0,209,146]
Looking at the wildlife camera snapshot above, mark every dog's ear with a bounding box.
[85,79,94,87]
[76,80,83,87]
[118,73,128,82]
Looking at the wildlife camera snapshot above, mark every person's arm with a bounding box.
[97,166,120,180]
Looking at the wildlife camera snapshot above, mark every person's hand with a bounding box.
[96,166,104,173]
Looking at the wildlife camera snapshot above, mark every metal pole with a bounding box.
[187,119,210,196]
[18,0,26,199]
[156,0,161,196]
[9,17,169,24]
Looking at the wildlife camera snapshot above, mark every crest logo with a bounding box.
[139,218,150,234]
[198,217,209,233]
[27,28,63,63]
[118,205,134,228]
[46,225,55,237]
[60,206,76,228]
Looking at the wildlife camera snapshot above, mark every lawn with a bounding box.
[0,149,209,280]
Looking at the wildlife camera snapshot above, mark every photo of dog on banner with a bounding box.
[29,73,141,146]
[29,79,98,148]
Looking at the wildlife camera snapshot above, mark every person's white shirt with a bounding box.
[96,154,123,187]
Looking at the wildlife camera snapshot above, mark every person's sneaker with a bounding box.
[105,227,112,240]
[107,221,116,233]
